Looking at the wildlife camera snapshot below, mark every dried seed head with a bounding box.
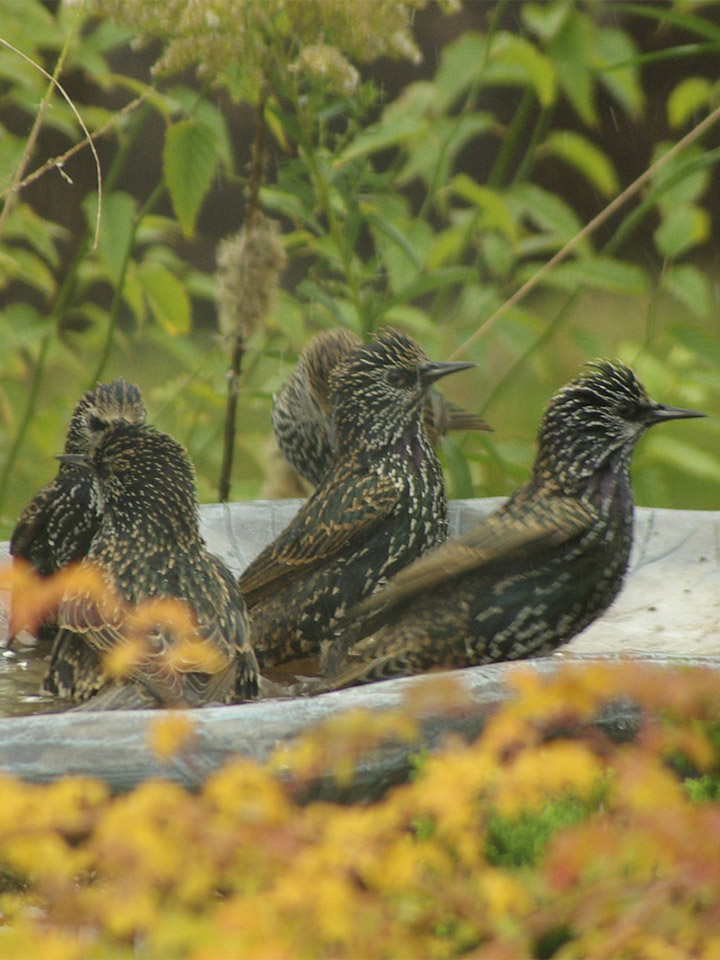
[216,214,286,342]
[290,44,360,96]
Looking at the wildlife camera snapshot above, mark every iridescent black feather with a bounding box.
[44,422,258,709]
[239,329,475,667]
[11,379,147,577]
[327,360,705,688]
[272,327,489,487]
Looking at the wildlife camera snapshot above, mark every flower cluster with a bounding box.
[0,662,718,957]
[93,0,461,93]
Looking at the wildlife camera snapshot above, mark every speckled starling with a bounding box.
[272,327,490,487]
[43,422,258,709]
[11,379,147,579]
[327,360,705,688]
[239,328,475,667]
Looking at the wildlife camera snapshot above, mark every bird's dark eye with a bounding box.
[88,415,108,432]
[385,367,414,388]
[616,401,641,420]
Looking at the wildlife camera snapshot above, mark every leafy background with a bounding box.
[1,0,719,539]
[1,5,720,956]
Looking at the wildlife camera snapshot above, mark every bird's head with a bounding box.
[65,379,147,456]
[535,359,704,486]
[330,328,474,449]
[58,422,199,540]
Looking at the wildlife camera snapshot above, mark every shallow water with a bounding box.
[0,630,60,716]
[0,499,718,716]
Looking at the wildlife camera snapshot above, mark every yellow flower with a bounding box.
[148,712,196,759]
[493,741,603,817]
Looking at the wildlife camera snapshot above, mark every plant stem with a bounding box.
[218,339,245,503]
[0,334,51,514]
[0,4,84,240]
[90,178,166,385]
[488,87,536,189]
[449,99,720,360]
[511,103,555,185]
[218,99,267,502]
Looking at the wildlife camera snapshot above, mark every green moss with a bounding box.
[685,774,720,804]
[534,924,574,959]
[485,795,596,868]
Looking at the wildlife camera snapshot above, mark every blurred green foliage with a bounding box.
[0,0,718,538]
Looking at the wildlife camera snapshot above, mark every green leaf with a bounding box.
[536,257,647,295]
[651,143,712,213]
[0,0,60,54]
[259,186,323,233]
[382,304,437,337]
[163,119,218,238]
[120,262,147,326]
[543,131,618,196]
[654,205,710,260]
[65,19,134,76]
[396,113,493,187]
[521,2,572,42]
[668,77,712,128]
[84,191,136,283]
[481,232,516,280]
[661,264,711,320]
[645,435,720,483]
[549,13,596,125]
[385,266,478,309]
[382,81,436,126]
[434,33,486,108]
[334,117,424,166]
[0,248,56,297]
[509,183,584,245]
[450,176,517,241]
[440,435,476,500]
[4,202,67,268]
[0,129,28,187]
[137,260,192,335]
[427,220,473,270]
[608,4,720,43]
[671,320,720,368]
[364,210,423,268]
[295,280,355,326]
[488,33,557,107]
[594,26,645,119]
[167,87,234,173]
[372,216,434,295]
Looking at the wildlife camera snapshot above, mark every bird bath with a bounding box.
[0,498,718,797]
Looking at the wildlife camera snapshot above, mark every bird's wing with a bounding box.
[238,473,402,607]
[346,495,596,632]
[57,557,254,708]
[43,628,107,700]
[10,486,51,556]
[58,586,201,706]
[58,585,125,653]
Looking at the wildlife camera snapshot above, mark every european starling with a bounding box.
[272,327,490,487]
[44,422,258,709]
[239,328,475,667]
[11,379,147,579]
[327,360,705,688]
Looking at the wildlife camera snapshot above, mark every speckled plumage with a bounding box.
[11,380,147,578]
[327,360,705,688]
[43,422,258,709]
[272,327,490,487]
[239,329,475,667]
